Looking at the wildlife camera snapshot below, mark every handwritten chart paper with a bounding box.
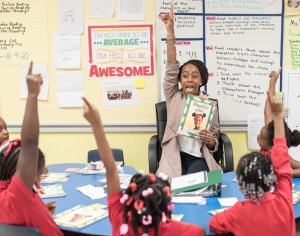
[0,0,48,65]
[87,24,155,79]
[157,0,283,125]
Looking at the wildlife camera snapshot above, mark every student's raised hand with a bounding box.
[268,68,281,89]
[267,90,283,117]
[26,61,43,97]
[82,97,101,126]
[159,1,175,32]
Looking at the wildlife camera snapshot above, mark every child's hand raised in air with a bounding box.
[82,97,101,126]
[268,68,281,89]
[26,61,43,97]
[267,90,283,117]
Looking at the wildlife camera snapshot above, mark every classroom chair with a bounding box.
[148,101,234,173]
[87,148,124,165]
[0,223,41,236]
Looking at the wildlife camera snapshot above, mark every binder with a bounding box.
[171,170,222,194]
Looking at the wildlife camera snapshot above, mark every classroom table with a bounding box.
[45,164,300,236]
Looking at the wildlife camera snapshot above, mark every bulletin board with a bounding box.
[0,0,159,127]
[157,0,285,126]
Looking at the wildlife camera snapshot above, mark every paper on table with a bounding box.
[76,184,107,200]
[218,197,238,207]
[172,196,207,205]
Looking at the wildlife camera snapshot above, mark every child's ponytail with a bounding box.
[120,172,172,236]
[291,129,300,147]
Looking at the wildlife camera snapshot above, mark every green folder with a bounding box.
[171,170,222,194]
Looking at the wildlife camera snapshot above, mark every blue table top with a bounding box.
[44,164,300,236]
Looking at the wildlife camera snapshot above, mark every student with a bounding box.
[82,97,205,236]
[258,68,300,176]
[209,90,295,236]
[0,116,9,145]
[157,3,221,178]
[0,62,63,236]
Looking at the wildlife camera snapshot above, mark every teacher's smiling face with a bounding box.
[180,64,202,95]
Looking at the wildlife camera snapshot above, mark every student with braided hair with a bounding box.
[209,90,295,236]
[0,62,63,236]
[82,97,205,236]
[258,68,300,176]
[157,3,221,178]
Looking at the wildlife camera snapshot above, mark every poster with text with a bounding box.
[87,24,155,79]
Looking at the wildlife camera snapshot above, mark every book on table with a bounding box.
[170,170,222,196]
[39,184,66,198]
[209,208,229,215]
[78,161,123,174]
[177,94,218,139]
[54,204,108,229]
[40,173,70,184]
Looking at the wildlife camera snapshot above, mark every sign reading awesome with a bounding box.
[87,24,155,78]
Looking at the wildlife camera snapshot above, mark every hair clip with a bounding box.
[130,182,137,192]
[120,194,129,204]
[158,172,169,181]
[163,186,171,197]
[4,139,20,157]
[127,211,132,220]
[120,224,129,235]
[126,196,133,206]
[142,187,154,197]
[142,214,152,225]
[134,199,144,211]
[149,173,156,183]
[167,203,174,211]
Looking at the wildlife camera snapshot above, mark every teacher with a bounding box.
[156,3,221,178]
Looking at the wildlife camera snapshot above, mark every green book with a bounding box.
[171,170,222,194]
[177,94,217,139]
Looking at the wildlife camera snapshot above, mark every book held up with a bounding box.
[177,94,217,139]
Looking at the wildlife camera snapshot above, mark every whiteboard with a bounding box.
[283,70,300,160]
[157,0,284,126]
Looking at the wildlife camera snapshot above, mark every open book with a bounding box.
[54,204,108,229]
[39,184,66,198]
[177,94,217,139]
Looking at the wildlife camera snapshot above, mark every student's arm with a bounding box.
[82,97,120,195]
[16,62,43,189]
[160,2,176,64]
[265,68,281,125]
[268,91,292,194]
[292,168,300,177]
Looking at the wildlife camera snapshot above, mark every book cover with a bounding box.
[39,184,66,199]
[54,204,108,229]
[40,173,70,184]
[177,94,217,139]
